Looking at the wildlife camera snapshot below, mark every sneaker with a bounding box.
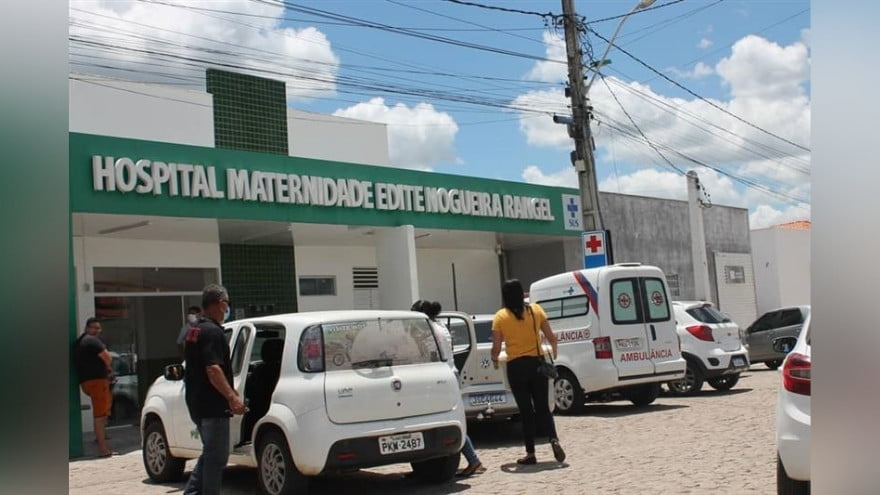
[550,439,566,462]
[516,454,537,465]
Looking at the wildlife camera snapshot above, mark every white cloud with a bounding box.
[698,38,714,49]
[524,32,569,83]
[333,97,459,170]
[749,203,811,229]
[667,61,714,80]
[522,165,577,187]
[595,167,746,207]
[69,0,340,100]
[510,89,572,148]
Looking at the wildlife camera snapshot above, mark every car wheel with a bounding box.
[411,452,461,484]
[777,454,810,495]
[553,370,585,414]
[667,362,704,396]
[627,383,660,407]
[257,430,307,495]
[142,420,185,483]
[707,373,740,391]
[766,360,783,370]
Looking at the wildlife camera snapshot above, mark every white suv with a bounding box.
[140,310,466,494]
[666,301,750,395]
[775,313,811,494]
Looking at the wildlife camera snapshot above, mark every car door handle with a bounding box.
[650,324,657,341]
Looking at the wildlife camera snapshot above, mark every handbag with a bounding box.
[529,305,559,380]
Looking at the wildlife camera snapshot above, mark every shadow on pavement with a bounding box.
[70,424,142,462]
[499,461,569,474]
[660,388,754,399]
[572,403,689,418]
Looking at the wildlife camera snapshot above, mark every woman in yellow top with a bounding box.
[491,279,566,465]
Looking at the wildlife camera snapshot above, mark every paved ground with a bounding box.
[70,365,779,494]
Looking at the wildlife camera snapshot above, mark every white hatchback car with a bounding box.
[666,301,750,395]
[140,310,466,495]
[775,313,811,494]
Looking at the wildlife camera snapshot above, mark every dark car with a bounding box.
[744,305,810,369]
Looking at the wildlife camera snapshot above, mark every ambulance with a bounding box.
[529,263,686,414]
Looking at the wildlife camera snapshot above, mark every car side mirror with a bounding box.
[164,364,184,381]
[772,336,798,354]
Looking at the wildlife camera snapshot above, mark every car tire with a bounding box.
[777,453,810,495]
[142,420,185,483]
[627,383,660,407]
[411,452,461,484]
[553,370,585,414]
[257,430,308,495]
[766,360,783,370]
[666,361,704,396]
[707,373,740,391]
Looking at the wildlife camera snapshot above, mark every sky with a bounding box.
[69,0,811,229]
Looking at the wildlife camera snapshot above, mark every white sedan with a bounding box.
[775,313,811,494]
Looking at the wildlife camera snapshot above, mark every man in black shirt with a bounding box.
[183,284,246,495]
[73,317,115,457]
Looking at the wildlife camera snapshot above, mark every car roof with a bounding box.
[228,310,427,328]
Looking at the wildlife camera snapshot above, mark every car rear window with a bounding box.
[473,320,493,343]
[686,305,728,324]
[322,318,441,371]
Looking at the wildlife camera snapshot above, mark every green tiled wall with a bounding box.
[206,69,289,155]
[220,244,297,318]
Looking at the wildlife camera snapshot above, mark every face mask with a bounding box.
[223,307,231,322]
[186,314,198,325]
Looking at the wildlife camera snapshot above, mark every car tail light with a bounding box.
[299,326,325,372]
[782,352,811,396]
[594,336,612,359]
[685,325,714,342]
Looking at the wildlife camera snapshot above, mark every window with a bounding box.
[724,265,746,284]
[473,320,493,344]
[666,273,681,297]
[230,326,251,376]
[443,318,471,350]
[687,305,728,324]
[249,324,286,364]
[749,312,780,333]
[643,278,670,322]
[322,318,440,372]
[298,325,324,373]
[779,309,803,327]
[611,279,639,324]
[299,276,336,296]
[538,296,589,320]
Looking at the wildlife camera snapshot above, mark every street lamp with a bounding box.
[585,0,656,93]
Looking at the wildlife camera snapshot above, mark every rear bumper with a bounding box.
[776,390,811,481]
[461,386,518,420]
[322,425,462,472]
[694,352,750,378]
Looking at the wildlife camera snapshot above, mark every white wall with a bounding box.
[751,228,781,315]
[775,229,811,308]
[69,75,215,147]
[417,248,501,315]
[294,246,377,312]
[287,109,391,166]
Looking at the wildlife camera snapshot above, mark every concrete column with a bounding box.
[375,225,420,310]
[687,171,712,302]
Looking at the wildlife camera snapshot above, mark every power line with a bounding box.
[440,0,555,18]
[585,26,811,152]
[587,0,688,24]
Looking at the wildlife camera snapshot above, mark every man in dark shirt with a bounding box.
[73,317,115,457]
[183,284,246,495]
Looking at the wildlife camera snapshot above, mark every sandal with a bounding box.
[97,451,119,458]
[457,462,486,477]
[516,454,537,465]
[551,439,566,462]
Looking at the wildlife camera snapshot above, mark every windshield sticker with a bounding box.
[617,293,632,309]
[651,291,664,306]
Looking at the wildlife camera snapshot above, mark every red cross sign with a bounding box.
[582,230,609,269]
[585,235,604,254]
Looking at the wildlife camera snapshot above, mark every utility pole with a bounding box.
[686,170,712,302]
[560,0,601,232]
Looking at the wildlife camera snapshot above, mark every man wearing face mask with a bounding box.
[183,284,246,495]
[176,306,202,359]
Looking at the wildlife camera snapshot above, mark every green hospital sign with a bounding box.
[71,133,581,236]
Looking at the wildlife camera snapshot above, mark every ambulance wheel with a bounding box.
[766,360,783,370]
[707,373,740,391]
[627,383,660,407]
[666,361,704,396]
[553,370,585,414]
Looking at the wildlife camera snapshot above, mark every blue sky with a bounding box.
[69,0,810,228]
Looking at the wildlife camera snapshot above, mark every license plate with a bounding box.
[469,392,507,406]
[732,356,746,367]
[616,337,641,349]
[378,432,424,455]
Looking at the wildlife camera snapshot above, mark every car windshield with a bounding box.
[322,318,441,371]
[686,305,728,324]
